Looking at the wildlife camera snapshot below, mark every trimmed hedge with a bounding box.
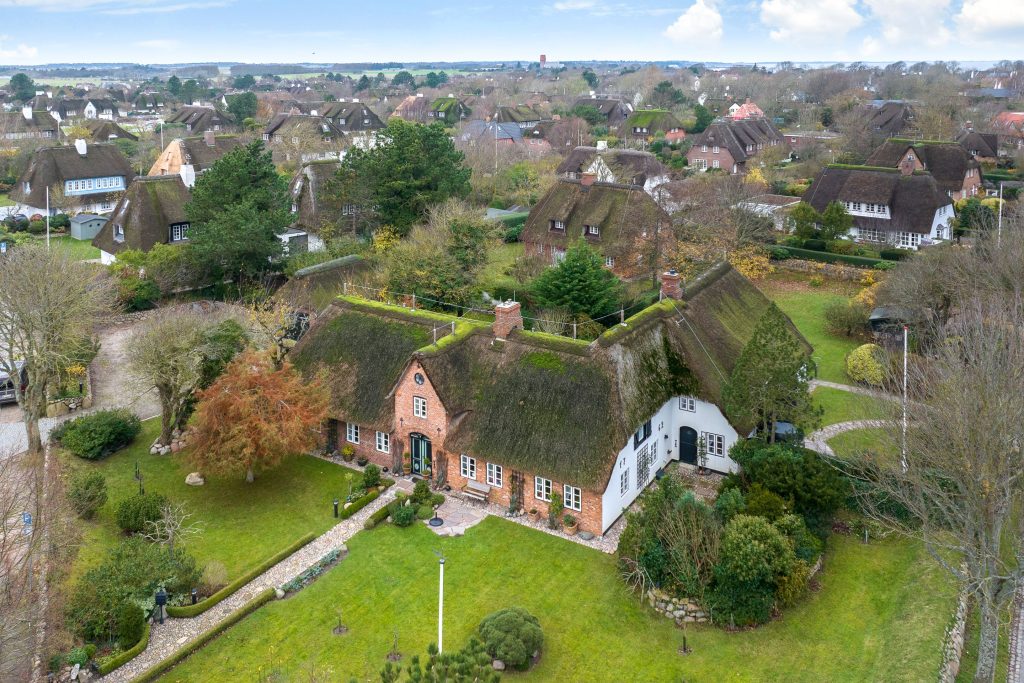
[51,409,142,460]
[775,246,886,268]
[339,478,394,520]
[364,503,392,529]
[134,588,276,683]
[879,248,909,261]
[96,623,150,675]
[165,533,315,618]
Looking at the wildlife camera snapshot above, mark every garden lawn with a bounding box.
[65,418,362,585]
[161,517,954,682]
[828,427,894,460]
[758,274,861,384]
[813,386,888,426]
[477,241,523,294]
[49,235,101,261]
[0,193,12,207]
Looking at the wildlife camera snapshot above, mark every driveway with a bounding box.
[0,320,161,456]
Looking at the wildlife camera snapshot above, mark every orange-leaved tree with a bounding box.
[189,350,329,482]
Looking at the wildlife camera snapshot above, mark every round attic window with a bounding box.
[414,373,425,385]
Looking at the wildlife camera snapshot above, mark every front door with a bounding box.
[410,433,432,477]
[679,427,698,466]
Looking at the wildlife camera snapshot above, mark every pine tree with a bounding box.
[722,303,820,442]
[531,239,622,321]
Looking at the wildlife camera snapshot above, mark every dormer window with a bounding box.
[701,145,707,152]
[746,144,753,152]
[550,219,565,232]
[713,145,720,153]
[907,153,915,162]
[585,224,599,236]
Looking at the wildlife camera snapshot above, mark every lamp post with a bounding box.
[433,550,445,653]
[155,587,167,625]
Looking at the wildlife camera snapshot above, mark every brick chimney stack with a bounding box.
[203,130,215,147]
[493,301,523,339]
[661,269,682,300]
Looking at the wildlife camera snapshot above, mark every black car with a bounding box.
[747,421,803,444]
[2,214,28,230]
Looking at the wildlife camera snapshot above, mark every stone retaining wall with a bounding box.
[937,583,970,683]
[776,259,870,282]
[44,366,94,417]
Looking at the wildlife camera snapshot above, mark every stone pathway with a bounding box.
[1009,584,1024,683]
[809,379,893,400]
[97,488,397,683]
[803,419,892,457]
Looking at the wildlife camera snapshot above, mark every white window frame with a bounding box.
[534,476,552,502]
[486,462,503,488]
[586,224,599,236]
[375,430,390,453]
[679,396,696,412]
[551,219,565,232]
[563,484,582,512]
[694,158,707,170]
[413,396,427,418]
[460,454,476,479]
[712,145,720,154]
[346,422,359,444]
[701,431,725,457]
[701,144,707,152]
[620,468,629,495]
[604,256,615,268]
[712,159,720,169]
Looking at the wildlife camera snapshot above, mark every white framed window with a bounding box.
[534,476,552,502]
[713,145,720,154]
[375,431,390,453]
[694,158,707,170]
[550,219,565,232]
[746,144,753,152]
[619,468,629,495]
[586,224,599,236]
[633,420,652,448]
[701,144,707,152]
[679,396,696,412]
[413,396,427,418]
[460,454,476,479]
[636,444,651,490]
[604,256,615,268]
[702,431,725,457]
[897,232,922,249]
[346,422,359,444]
[486,462,503,488]
[712,159,720,169]
[563,485,582,511]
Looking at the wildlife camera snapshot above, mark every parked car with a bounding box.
[747,421,803,444]
[0,361,26,405]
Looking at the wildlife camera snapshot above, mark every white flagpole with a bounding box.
[901,324,908,472]
[45,186,50,250]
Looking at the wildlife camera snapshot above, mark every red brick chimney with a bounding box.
[581,172,597,188]
[493,301,523,339]
[203,130,215,147]
[661,269,682,300]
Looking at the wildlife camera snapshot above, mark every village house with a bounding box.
[163,106,233,134]
[618,109,685,144]
[292,263,809,537]
[288,159,351,250]
[132,92,164,113]
[314,100,385,144]
[10,140,135,216]
[728,98,764,120]
[990,112,1024,150]
[572,95,632,126]
[803,164,954,249]
[92,174,191,265]
[391,94,430,122]
[864,139,982,200]
[262,114,347,165]
[1,107,59,141]
[495,105,543,129]
[686,118,787,174]
[556,146,670,197]
[460,120,525,147]
[737,194,801,231]
[520,175,670,276]
[857,101,917,137]
[81,119,138,142]
[148,132,243,186]
[427,95,471,123]
[956,126,1000,162]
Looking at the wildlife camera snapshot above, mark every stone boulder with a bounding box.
[492,660,505,671]
[185,472,205,486]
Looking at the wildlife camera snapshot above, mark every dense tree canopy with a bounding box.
[532,240,621,321]
[226,91,258,122]
[7,73,35,102]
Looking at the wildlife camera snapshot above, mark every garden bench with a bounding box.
[462,479,491,503]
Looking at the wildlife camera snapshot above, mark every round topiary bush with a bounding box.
[390,502,416,528]
[477,607,544,670]
[846,343,885,386]
[115,492,168,534]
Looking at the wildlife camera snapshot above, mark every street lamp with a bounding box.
[155,586,168,625]
[433,550,445,653]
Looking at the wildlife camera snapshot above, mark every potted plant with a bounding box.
[563,514,578,536]
[341,444,355,463]
[547,492,563,529]
[527,508,540,523]
[356,455,369,467]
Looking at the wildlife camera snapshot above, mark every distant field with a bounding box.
[0,76,102,87]
[277,68,474,79]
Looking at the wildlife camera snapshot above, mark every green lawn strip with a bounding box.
[955,601,1011,682]
[64,418,364,585]
[759,277,861,384]
[48,235,101,261]
[813,386,887,427]
[828,428,895,460]
[477,241,523,294]
[161,517,953,682]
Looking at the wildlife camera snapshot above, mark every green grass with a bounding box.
[0,193,12,207]
[759,274,861,384]
[65,419,362,585]
[478,241,523,293]
[813,386,888,426]
[828,427,894,459]
[160,517,954,682]
[49,234,101,261]
[956,601,1011,682]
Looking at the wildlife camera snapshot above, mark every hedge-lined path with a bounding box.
[97,487,398,682]
[803,420,891,457]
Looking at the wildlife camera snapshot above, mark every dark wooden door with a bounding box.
[679,427,698,465]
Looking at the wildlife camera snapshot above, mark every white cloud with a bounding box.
[664,0,723,45]
[759,0,862,42]
[0,0,228,12]
[0,40,38,60]
[553,0,595,10]
[955,0,1024,36]
[861,0,951,50]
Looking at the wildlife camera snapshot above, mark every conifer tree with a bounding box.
[531,239,622,321]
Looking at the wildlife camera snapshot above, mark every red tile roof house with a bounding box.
[803,164,954,250]
[991,112,1024,150]
[291,262,809,536]
[728,98,764,120]
[686,118,787,174]
[864,139,982,201]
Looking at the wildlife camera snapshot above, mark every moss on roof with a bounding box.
[431,98,459,113]
[626,109,671,128]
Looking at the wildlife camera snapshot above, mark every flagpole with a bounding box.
[45,186,50,250]
[901,324,908,472]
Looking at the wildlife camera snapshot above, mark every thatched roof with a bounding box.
[82,119,138,142]
[292,264,806,489]
[164,106,233,132]
[288,160,342,232]
[689,118,785,163]
[496,105,541,123]
[957,130,999,159]
[865,139,978,194]
[619,109,684,136]
[556,147,668,185]
[11,142,135,208]
[92,175,190,255]
[274,255,368,312]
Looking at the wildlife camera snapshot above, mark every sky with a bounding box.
[0,0,1021,66]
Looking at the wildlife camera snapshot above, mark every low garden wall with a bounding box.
[45,366,94,417]
[937,583,970,683]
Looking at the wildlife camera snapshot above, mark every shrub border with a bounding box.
[166,533,315,618]
[339,479,394,520]
[363,503,392,529]
[772,246,886,268]
[96,622,150,675]
[135,588,276,683]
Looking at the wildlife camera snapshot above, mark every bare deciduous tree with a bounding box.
[142,502,202,558]
[0,246,114,455]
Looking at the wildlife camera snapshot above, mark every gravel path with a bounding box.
[803,419,892,457]
[809,379,893,400]
[1010,585,1024,683]
[97,488,397,683]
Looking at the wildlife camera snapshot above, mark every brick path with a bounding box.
[97,488,397,682]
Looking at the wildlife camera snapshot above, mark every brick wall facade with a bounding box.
[393,359,451,478]
[686,146,738,174]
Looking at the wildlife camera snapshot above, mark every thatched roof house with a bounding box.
[92,175,190,264]
[10,141,134,215]
[864,139,981,200]
[292,263,808,534]
[556,146,670,194]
